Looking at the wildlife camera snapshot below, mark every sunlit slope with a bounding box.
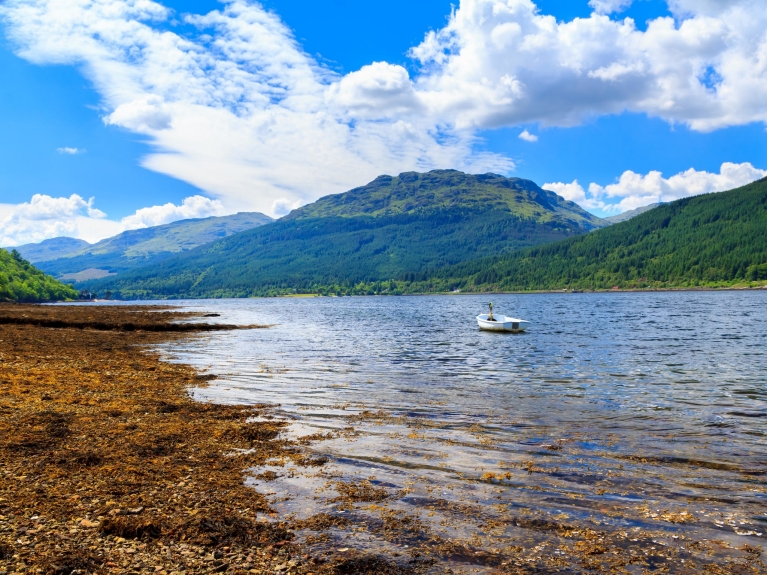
[91,170,605,298]
[415,177,767,292]
[287,170,603,228]
[36,212,273,278]
[0,249,78,302]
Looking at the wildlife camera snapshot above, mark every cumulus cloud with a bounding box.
[0,194,227,246]
[518,129,538,142]
[544,162,767,214]
[121,195,226,228]
[107,97,172,132]
[407,0,767,132]
[1,0,766,226]
[9,194,106,221]
[328,62,423,118]
[542,180,606,210]
[57,146,85,154]
[1,194,116,246]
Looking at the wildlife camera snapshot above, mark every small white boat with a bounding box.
[476,314,530,332]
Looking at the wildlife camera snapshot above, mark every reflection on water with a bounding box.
[160,292,767,573]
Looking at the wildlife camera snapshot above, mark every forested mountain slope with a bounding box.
[90,170,605,298]
[405,177,767,292]
[0,249,78,302]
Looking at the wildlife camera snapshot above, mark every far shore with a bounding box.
[74,282,767,303]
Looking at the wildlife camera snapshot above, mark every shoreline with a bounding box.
[0,304,400,575]
[88,282,767,302]
[3,303,765,575]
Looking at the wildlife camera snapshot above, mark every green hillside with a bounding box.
[11,237,91,263]
[287,170,601,227]
[90,170,605,298]
[0,249,78,302]
[37,212,273,279]
[399,176,767,293]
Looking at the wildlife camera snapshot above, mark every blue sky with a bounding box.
[0,0,765,245]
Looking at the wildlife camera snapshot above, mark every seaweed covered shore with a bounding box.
[2,303,765,575]
[0,304,410,575]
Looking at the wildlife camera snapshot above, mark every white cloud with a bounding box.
[0,0,765,227]
[121,195,226,228]
[542,180,606,210]
[107,96,172,131]
[518,129,538,142]
[1,194,117,246]
[0,0,512,219]
[9,194,106,221]
[271,198,302,217]
[588,0,633,15]
[0,194,228,246]
[57,146,85,154]
[328,62,422,119]
[407,0,767,131]
[544,162,767,214]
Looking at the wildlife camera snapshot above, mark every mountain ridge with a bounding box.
[87,170,606,298]
[36,212,273,279]
[10,237,91,263]
[603,203,661,225]
[286,170,604,229]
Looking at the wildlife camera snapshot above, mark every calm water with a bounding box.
[156,292,767,573]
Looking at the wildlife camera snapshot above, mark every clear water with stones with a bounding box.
[154,292,767,573]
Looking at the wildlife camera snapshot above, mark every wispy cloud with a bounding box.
[0,0,512,218]
[56,146,85,154]
[0,0,766,222]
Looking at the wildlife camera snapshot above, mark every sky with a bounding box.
[0,0,766,246]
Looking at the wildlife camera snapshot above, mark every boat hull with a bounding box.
[476,314,529,332]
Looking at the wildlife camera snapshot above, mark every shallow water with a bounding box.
[158,292,767,572]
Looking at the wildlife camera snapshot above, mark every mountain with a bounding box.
[10,237,91,263]
[603,203,661,225]
[36,212,273,280]
[0,248,78,302]
[89,170,606,298]
[404,177,767,292]
[286,170,602,227]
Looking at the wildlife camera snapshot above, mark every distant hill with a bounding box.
[401,177,767,292]
[0,248,78,302]
[89,170,606,298]
[36,212,273,280]
[603,203,661,225]
[11,237,91,263]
